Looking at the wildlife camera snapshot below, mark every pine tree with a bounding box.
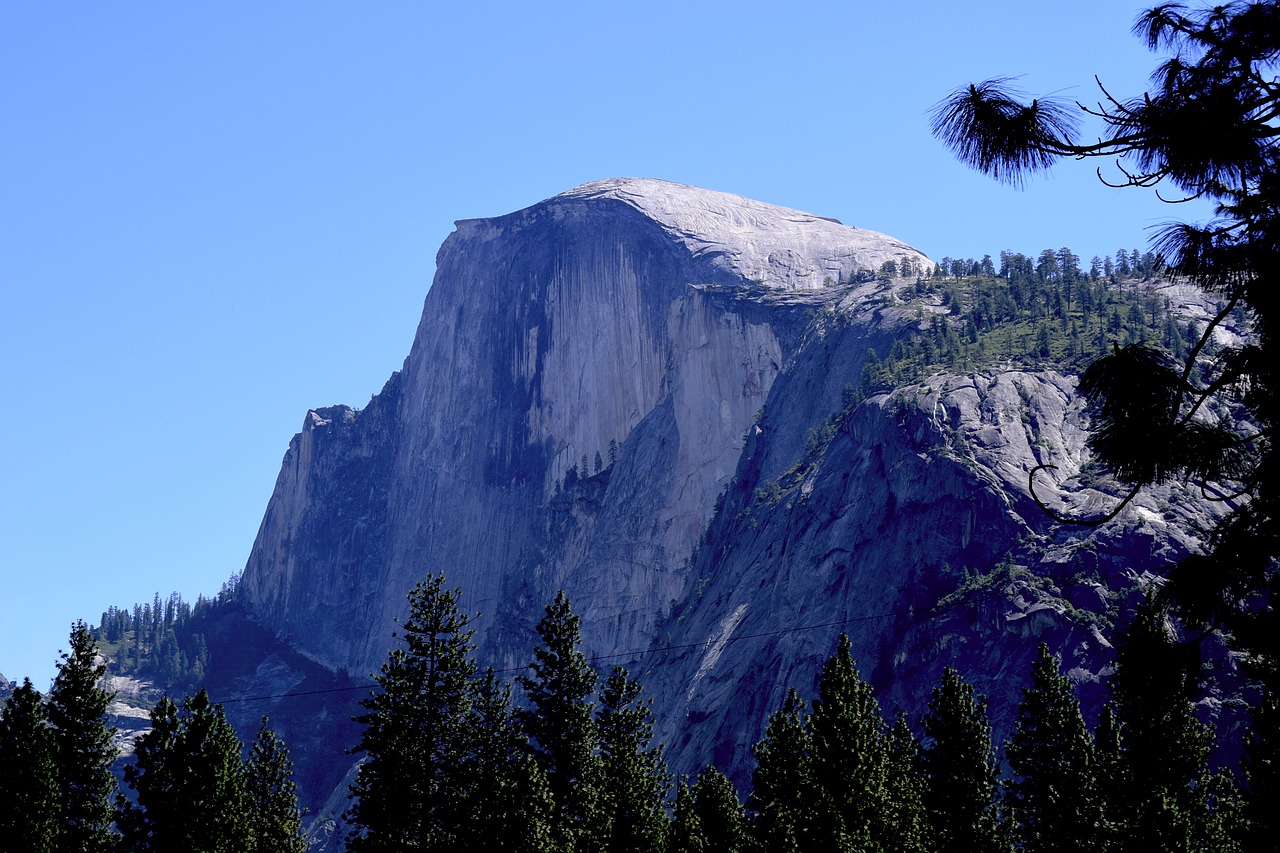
[517,590,603,848]
[596,666,669,852]
[120,689,252,852]
[1004,644,1105,853]
[47,620,118,852]
[689,765,749,853]
[932,8,1280,824]
[0,678,60,851]
[920,667,1005,852]
[117,696,179,850]
[1243,685,1280,852]
[666,779,707,853]
[884,713,931,853]
[346,573,478,851]
[245,716,307,853]
[807,633,922,851]
[1110,603,1230,850]
[1092,703,1127,850]
[748,687,815,850]
[461,668,561,852]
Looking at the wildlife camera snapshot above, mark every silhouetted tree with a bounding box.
[517,591,602,848]
[920,667,1005,852]
[245,717,307,853]
[346,574,478,851]
[47,621,118,852]
[596,666,668,852]
[748,687,815,849]
[688,765,749,853]
[1004,645,1105,852]
[120,690,251,852]
[666,780,706,853]
[808,633,925,851]
[1110,603,1240,850]
[0,679,59,851]
[461,668,561,851]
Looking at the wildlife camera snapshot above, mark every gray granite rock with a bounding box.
[229,179,1228,841]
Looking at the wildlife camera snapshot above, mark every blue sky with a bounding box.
[1,1,1209,688]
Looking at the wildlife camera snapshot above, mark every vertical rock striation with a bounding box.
[235,178,1224,823]
[241,177,930,680]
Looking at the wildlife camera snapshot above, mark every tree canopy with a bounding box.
[0,679,60,851]
[932,0,1280,760]
[119,690,252,853]
[47,620,119,852]
[346,574,479,851]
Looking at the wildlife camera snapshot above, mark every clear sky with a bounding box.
[1,0,1212,689]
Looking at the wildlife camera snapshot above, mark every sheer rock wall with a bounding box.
[234,178,1219,827]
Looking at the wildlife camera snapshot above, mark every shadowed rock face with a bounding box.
[233,178,1224,834]
[240,177,933,683]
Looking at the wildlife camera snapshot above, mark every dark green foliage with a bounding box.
[933,10,1280,836]
[1108,603,1238,850]
[47,620,118,852]
[920,668,1005,852]
[688,766,749,853]
[666,780,707,853]
[1244,685,1280,851]
[807,634,880,849]
[516,591,603,848]
[930,76,1079,184]
[1005,645,1105,852]
[1092,703,1127,850]
[596,666,669,852]
[746,644,930,852]
[461,668,561,852]
[24,571,1270,850]
[884,714,930,852]
[0,679,60,851]
[94,580,237,690]
[245,716,307,853]
[807,633,926,851]
[120,689,251,852]
[346,573,478,851]
[748,687,814,850]
[861,263,1187,398]
[1078,344,1245,487]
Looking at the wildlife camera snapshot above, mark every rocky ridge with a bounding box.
[170,178,1229,837]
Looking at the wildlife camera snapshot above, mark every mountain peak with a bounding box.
[532,177,932,290]
[557,177,845,225]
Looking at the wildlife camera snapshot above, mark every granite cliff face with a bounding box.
[241,177,930,680]
[233,178,1225,829]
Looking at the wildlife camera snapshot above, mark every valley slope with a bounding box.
[148,179,1228,839]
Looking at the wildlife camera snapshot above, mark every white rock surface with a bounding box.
[555,178,928,289]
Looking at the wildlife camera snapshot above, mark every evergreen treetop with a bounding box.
[0,678,60,852]
[517,590,603,849]
[120,689,252,853]
[596,665,669,853]
[1005,644,1106,853]
[246,716,308,853]
[346,573,479,852]
[47,620,118,853]
[921,668,1006,853]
